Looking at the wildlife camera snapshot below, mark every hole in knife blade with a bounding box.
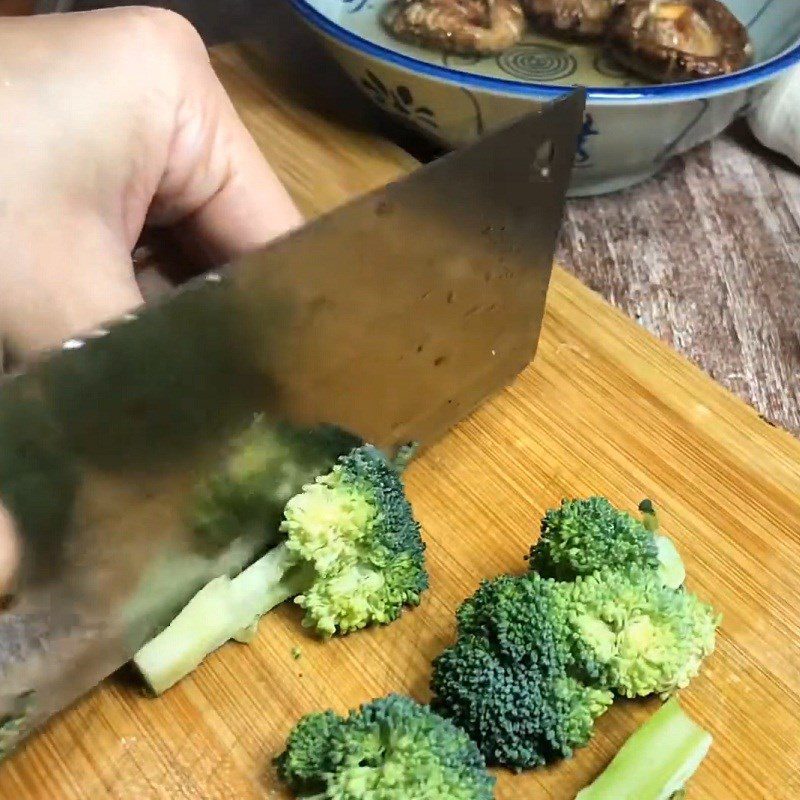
[533,140,555,180]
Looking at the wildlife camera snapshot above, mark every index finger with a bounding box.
[144,18,304,264]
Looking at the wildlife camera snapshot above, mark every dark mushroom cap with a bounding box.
[607,0,754,83]
[382,0,526,56]
[524,0,620,41]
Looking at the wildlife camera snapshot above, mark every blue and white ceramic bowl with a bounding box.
[290,0,800,196]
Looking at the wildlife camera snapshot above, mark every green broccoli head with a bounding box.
[455,572,576,668]
[428,497,717,774]
[191,417,362,553]
[529,497,661,581]
[563,566,720,698]
[275,709,344,794]
[431,634,612,771]
[431,574,613,770]
[281,445,428,637]
[275,694,496,800]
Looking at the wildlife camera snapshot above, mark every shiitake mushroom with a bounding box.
[607,0,753,82]
[381,0,526,56]
[524,0,621,41]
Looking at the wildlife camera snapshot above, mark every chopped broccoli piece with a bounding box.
[529,496,661,580]
[292,646,302,661]
[529,497,686,589]
[275,694,495,799]
[134,445,427,695]
[431,497,719,771]
[564,567,720,698]
[191,417,362,554]
[575,697,712,800]
[455,572,570,657]
[283,444,428,637]
[431,574,613,770]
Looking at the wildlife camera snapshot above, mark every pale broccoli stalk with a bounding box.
[575,697,712,800]
[638,499,686,590]
[133,543,312,694]
[133,445,427,695]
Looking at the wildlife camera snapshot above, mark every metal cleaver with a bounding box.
[0,88,585,757]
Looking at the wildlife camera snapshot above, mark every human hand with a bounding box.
[0,6,304,592]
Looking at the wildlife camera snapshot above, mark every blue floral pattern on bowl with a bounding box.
[342,0,370,12]
[361,70,438,129]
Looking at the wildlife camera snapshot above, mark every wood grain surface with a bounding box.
[70,0,800,438]
[1,38,799,800]
[559,130,800,439]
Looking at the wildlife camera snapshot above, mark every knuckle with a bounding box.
[114,6,207,61]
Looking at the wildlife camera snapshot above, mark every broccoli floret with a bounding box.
[282,444,428,636]
[431,497,719,771]
[277,708,344,792]
[191,417,362,554]
[134,445,427,695]
[576,697,712,800]
[431,574,613,770]
[529,500,716,699]
[275,694,495,800]
[529,496,659,580]
[528,497,685,589]
[564,567,720,698]
[431,636,612,771]
[455,573,576,669]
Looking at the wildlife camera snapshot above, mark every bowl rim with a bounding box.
[291,0,800,104]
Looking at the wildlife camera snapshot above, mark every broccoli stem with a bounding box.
[639,499,686,589]
[575,697,712,800]
[655,534,686,589]
[133,542,313,695]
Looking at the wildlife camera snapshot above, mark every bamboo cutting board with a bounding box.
[2,31,800,800]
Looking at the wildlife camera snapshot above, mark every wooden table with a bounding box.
[68,0,800,438]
